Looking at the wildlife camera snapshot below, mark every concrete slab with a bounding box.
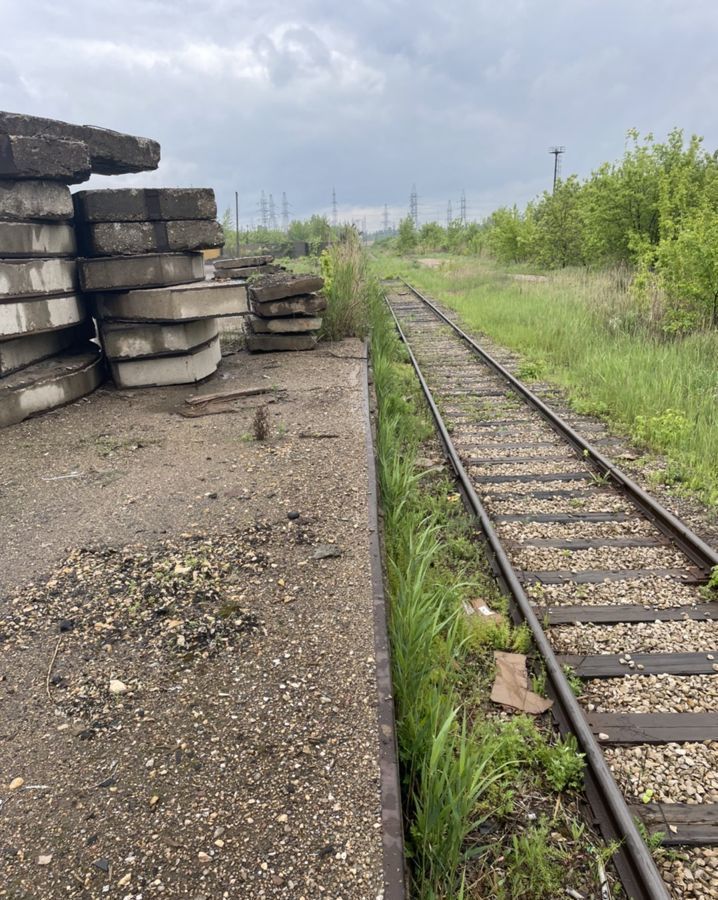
[250,293,327,318]
[101,318,219,360]
[0,345,104,428]
[214,255,274,269]
[248,314,321,334]
[109,334,221,388]
[93,279,248,322]
[0,258,77,299]
[0,180,73,221]
[0,321,92,376]
[79,220,224,256]
[0,294,86,339]
[73,188,216,223]
[78,252,205,293]
[0,110,160,175]
[0,134,91,183]
[214,264,282,279]
[249,274,324,304]
[246,333,318,353]
[0,221,76,258]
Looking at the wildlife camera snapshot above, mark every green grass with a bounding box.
[372,252,718,506]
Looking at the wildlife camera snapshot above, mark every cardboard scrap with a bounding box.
[490,651,553,715]
[463,598,505,625]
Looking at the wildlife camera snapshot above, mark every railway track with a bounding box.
[385,280,718,900]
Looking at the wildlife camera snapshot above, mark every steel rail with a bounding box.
[399,278,718,573]
[385,286,672,900]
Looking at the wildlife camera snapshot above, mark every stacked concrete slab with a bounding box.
[75,188,248,387]
[213,255,283,280]
[246,273,325,352]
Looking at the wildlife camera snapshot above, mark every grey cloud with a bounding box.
[2,0,718,227]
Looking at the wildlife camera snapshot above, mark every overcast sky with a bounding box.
[2,0,717,230]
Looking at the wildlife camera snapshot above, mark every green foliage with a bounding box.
[397,215,418,253]
[501,820,566,898]
[318,231,375,340]
[631,408,690,448]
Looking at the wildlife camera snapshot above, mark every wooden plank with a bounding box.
[521,568,704,585]
[538,603,718,625]
[631,803,718,845]
[473,472,591,484]
[558,651,718,678]
[465,455,575,466]
[588,712,718,744]
[495,512,635,523]
[519,537,662,550]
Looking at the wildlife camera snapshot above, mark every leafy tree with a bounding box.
[397,216,417,253]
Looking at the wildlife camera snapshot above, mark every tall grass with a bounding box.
[319,233,373,340]
[373,253,718,506]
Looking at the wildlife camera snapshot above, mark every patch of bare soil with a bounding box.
[416,258,444,269]
[0,340,383,899]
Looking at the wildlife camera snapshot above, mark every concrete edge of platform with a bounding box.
[361,340,407,900]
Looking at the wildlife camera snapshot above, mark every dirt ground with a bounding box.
[0,340,384,899]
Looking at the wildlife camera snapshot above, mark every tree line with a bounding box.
[391,129,718,333]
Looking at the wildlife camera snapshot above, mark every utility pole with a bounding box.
[332,187,338,227]
[382,204,390,233]
[409,184,418,227]
[446,200,453,228]
[234,191,240,256]
[259,191,268,229]
[268,193,277,230]
[281,192,290,233]
[460,189,467,225]
[549,146,565,193]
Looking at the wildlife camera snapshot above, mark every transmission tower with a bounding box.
[460,190,467,225]
[259,190,268,229]
[332,187,338,227]
[268,193,278,230]
[549,146,565,193]
[382,204,390,233]
[446,200,453,228]
[281,192,290,233]
[409,184,418,227]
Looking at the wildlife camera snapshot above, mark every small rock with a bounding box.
[9,777,24,791]
[38,854,53,866]
[312,545,342,560]
[287,511,300,520]
[109,679,128,695]
[198,851,211,864]
[117,872,131,887]
[58,619,75,633]
[93,858,110,873]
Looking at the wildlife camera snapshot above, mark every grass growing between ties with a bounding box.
[370,288,607,897]
[372,253,718,507]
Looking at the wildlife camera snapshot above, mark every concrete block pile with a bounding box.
[75,188,247,388]
[213,254,283,280]
[0,111,159,427]
[246,273,325,352]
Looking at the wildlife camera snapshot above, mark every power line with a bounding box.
[409,184,418,227]
[549,146,565,193]
[332,187,338,227]
[259,190,268,229]
[446,200,453,228]
[281,192,290,233]
[268,193,277,230]
[460,189,467,226]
